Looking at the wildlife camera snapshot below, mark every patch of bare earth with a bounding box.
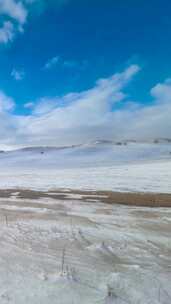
[0,188,171,207]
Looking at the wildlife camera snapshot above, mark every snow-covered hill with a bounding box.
[0,141,171,192]
[0,141,171,169]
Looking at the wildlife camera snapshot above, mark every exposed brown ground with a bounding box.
[0,188,171,207]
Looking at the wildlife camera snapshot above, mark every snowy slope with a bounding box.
[0,191,170,304]
[0,142,171,169]
[0,142,171,192]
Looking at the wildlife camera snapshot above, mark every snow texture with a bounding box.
[0,192,170,304]
[0,142,171,192]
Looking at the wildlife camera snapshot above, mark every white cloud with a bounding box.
[15,64,141,146]
[0,0,73,45]
[0,91,15,112]
[44,56,60,69]
[0,21,14,44]
[0,0,30,44]
[150,79,171,103]
[44,56,86,70]
[11,68,25,81]
[125,80,171,139]
[0,0,27,24]
[1,64,171,149]
[24,102,34,109]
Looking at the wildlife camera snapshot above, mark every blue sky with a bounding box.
[0,0,171,148]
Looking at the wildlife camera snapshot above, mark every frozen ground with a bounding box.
[0,160,171,193]
[0,190,170,304]
[0,142,171,192]
[0,142,170,303]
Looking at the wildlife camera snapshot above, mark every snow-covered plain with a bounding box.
[0,142,171,192]
[0,191,170,304]
[0,142,171,303]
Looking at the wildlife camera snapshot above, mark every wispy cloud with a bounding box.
[44,56,87,70]
[24,102,34,109]
[0,65,140,147]
[0,0,72,45]
[1,64,171,149]
[44,56,60,69]
[0,21,14,44]
[0,0,27,24]
[11,68,25,81]
[0,0,27,44]
[0,0,38,44]
[0,91,15,112]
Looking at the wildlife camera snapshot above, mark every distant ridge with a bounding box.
[1,137,171,153]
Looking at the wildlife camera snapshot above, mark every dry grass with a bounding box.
[0,188,171,207]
